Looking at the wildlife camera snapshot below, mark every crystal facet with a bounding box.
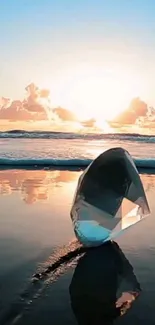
[70,147,150,247]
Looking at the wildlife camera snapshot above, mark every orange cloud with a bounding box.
[81,118,96,127]
[53,107,77,121]
[113,97,148,124]
[0,84,151,130]
[0,83,78,123]
[0,102,47,121]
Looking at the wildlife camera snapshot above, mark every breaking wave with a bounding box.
[0,157,155,169]
[1,130,155,142]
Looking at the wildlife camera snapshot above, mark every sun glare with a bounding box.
[45,64,140,124]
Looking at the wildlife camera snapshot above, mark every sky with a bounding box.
[1,0,155,130]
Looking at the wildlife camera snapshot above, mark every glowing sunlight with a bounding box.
[47,64,140,123]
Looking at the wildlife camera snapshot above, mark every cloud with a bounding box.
[53,107,77,121]
[0,84,47,121]
[0,101,47,121]
[0,83,82,127]
[112,97,148,124]
[39,89,50,98]
[0,83,72,122]
[81,118,96,127]
[24,83,49,114]
[0,84,151,130]
[0,97,12,108]
[0,83,76,123]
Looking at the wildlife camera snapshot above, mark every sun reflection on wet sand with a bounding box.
[0,169,154,213]
[0,169,81,204]
[0,169,83,272]
[0,170,154,251]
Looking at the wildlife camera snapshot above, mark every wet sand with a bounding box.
[0,169,155,324]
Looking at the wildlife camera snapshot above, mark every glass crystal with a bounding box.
[70,147,150,247]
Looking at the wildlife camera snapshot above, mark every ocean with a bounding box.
[0,130,155,325]
[1,131,155,165]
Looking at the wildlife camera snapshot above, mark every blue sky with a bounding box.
[1,0,155,111]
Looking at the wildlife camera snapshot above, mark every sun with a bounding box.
[43,63,141,124]
[66,67,140,122]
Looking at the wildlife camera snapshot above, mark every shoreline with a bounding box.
[0,166,155,175]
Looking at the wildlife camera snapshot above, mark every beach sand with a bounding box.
[0,169,155,324]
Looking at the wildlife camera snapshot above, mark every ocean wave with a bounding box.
[0,157,155,169]
[1,130,155,142]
